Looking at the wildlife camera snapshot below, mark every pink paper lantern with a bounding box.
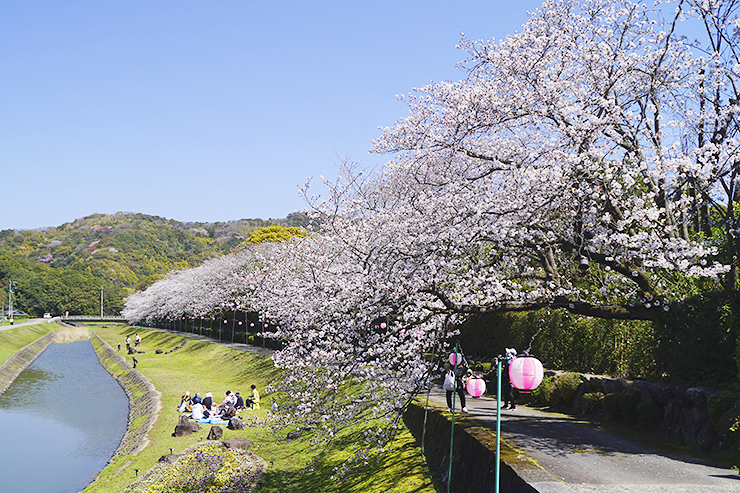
[466,377,486,398]
[508,356,544,391]
[448,352,463,365]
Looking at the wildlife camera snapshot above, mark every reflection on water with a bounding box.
[0,340,129,492]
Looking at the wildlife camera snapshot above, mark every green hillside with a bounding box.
[0,211,309,317]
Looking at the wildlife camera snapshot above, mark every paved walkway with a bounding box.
[0,317,56,332]
[127,326,276,357]
[422,386,740,492]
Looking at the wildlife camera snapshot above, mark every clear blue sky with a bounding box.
[0,1,533,230]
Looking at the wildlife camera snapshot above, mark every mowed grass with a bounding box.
[0,323,55,365]
[85,326,435,493]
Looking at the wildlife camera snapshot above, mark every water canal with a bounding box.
[0,340,128,492]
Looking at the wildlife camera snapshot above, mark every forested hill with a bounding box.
[0,211,308,316]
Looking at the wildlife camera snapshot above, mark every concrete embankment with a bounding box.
[90,332,161,459]
[0,331,56,395]
[404,401,536,493]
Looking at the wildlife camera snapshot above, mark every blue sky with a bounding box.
[0,1,533,230]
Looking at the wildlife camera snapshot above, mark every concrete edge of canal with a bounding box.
[90,332,162,461]
[0,325,162,491]
[0,331,56,395]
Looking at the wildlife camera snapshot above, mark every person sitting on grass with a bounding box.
[191,401,205,420]
[178,391,192,412]
[218,390,236,410]
[246,384,260,409]
[220,404,237,420]
[234,392,245,410]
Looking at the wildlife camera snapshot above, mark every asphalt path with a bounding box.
[125,326,276,357]
[422,385,740,492]
[0,317,56,331]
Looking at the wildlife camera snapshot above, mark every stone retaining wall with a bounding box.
[90,333,161,459]
[549,369,732,452]
[0,332,55,395]
[403,402,536,493]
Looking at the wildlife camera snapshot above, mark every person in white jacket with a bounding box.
[442,362,468,413]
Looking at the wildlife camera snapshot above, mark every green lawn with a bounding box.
[0,323,55,365]
[85,326,435,493]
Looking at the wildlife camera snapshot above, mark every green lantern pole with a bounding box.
[496,357,502,493]
[447,341,460,493]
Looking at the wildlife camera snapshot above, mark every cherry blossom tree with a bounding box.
[256,0,740,457]
[356,0,736,322]
[124,0,740,473]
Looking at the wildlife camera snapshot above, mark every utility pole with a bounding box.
[8,280,15,325]
[100,286,104,318]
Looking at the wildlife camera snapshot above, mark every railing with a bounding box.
[61,315,127,322]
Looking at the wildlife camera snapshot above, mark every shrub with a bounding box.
[720,408,740,443]
[708,391,739,433]
[553,372,582,407]
[636,402,663,431]
[602,393,622,420]
[530,376,555,406]
[581,392,602,414]
[620,388,641,425]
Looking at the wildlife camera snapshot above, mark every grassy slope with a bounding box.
[86,326,435,493]
[0,323,55,364]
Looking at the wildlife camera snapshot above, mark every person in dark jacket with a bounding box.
[502,348,517,410]
[234,392,245,410]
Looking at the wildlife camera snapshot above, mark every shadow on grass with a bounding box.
[259,426,434,493]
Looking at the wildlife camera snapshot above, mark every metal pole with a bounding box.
[496,358,502,493]
[447,341,459,493]
[8,280,14,325]
[100,287,103,318]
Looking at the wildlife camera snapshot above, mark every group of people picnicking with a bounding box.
[178,385,261,422]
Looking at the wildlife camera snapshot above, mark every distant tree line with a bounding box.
[0,212,311,316]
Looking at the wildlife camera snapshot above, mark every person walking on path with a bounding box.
[501,348,516,410]
[442,362,468,413]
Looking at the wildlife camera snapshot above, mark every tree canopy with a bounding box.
[123,0,740,467]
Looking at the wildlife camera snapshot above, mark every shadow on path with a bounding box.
[420,385,740,492]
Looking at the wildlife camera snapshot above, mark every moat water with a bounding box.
[0,340,128,492]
